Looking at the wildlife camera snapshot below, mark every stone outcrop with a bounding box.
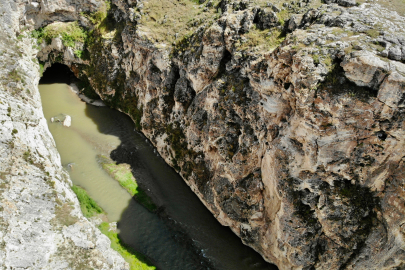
[0,0,128,269]
[4,0,405,269]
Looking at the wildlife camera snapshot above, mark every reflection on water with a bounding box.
[39,83,277,270]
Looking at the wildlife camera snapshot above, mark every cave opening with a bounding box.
[39,63,77,85]
[39,62,101,100]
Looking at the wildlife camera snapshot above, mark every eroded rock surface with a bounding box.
[4,0,405,269]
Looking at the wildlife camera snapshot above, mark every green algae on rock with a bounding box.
[98,155,157,212]
[98,222,156,270]
[72,185,156,270]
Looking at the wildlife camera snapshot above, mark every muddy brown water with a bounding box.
[39,82,277,270]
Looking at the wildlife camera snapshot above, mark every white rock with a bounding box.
[62,115,71,127]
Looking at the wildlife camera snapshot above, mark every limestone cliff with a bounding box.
[0,0,128,268]
[7,0,405,268]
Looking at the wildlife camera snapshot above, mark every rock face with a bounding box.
[0,0,128,269]
[6,0,405,269]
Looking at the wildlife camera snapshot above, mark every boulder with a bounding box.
[341,51,389,89]
[63,115,72,127]
[377,72,405,108]
[50,114,72,127]
[254,8,279,30]
[388,46,402,61]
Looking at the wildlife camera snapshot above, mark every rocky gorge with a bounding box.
[1,0,405,269]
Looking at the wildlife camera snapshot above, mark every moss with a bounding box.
[98,156,157,212]
[74,50,83,58]
[40,21,88,48]
[97,12,126,41]
[99,222,156,270]
[71,185,104,218]
[39,62,45,77]
[277,9,290,26]
[82,1,110,25]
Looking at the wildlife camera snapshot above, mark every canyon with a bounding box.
[1,0,405,269]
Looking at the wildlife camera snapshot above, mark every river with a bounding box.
[39,78,277,270]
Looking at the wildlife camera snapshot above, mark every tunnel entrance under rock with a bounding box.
[39,63,101,100]
[39,63,77,84]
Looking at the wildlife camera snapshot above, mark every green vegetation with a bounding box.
[98,156,157,212]
[85,1,110,25]
[81,1,121,40]
[8,69,21,82]
[317,60,377,100]
[74,50,83,58]
[239,27,286,52]
[39,63,44,76]
[71,185,104,218]
[23,150,34,164]
[99,222,156,270]
[365,29,380,38]
[97,12,126,41]
[312,54,320,65]
[35,21,87,48]
[277,9,290,26]
[139,0,221,44]
[70,185,156,269]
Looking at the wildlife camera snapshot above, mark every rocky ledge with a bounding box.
[3,0,405,269]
